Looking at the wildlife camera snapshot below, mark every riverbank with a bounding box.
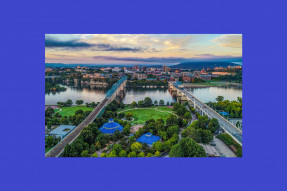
[183,82,242,88]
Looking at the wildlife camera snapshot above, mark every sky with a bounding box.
[45,34,242,65]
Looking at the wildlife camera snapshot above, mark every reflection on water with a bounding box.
[45,85,242,106]
[45,85,108,105]
[187,87,242,103]
[122,87,176,104]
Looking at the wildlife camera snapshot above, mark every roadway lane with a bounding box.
[46,99,109,157]
[173,85,242,145]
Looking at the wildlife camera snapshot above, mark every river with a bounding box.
[45,85,242,105]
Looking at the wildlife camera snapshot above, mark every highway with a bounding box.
[170,81,242,145]
[45,98,109,157]
[181,88,242,145]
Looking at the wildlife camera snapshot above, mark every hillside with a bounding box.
[171,62,240,69]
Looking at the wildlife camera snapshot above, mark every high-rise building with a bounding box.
[134,65,140,71]
[165,67,171,73]
[162,65,166,72]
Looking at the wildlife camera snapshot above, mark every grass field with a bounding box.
[58,106,94,117]
[118,106,176,124]
[45,147,52,153]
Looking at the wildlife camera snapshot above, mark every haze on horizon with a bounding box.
[45,34,242,65]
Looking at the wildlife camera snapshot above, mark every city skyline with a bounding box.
[45,34,242,65]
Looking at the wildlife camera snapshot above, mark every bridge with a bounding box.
[46,76,127,157]
[168,81,242,145]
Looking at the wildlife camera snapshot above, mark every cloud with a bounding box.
[45,37,145,52]
[93,55,241,63]
[213,34,242,48]
[45,38,93,48]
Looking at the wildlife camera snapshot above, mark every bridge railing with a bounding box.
[45,100,107,157]
[184,89,242,133]
[105,76,127,99]
[169,81,242,133]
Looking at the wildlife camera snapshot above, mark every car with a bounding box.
[211,142,216,146]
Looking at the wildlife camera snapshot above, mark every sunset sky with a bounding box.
[45,34,242,65]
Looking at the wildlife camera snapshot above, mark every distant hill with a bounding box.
[171,62,240,70]
[45,63,163,68]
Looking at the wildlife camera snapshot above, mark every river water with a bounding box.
[45,85,242,105]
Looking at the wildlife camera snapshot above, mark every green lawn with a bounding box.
[119,106,176,125]
[58,106,94,117]
[156,106,174,112]
[45,147,52,153]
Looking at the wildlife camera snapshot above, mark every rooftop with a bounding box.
[49,125,76,139]
[99,119,124,134]
[136,133,161,145]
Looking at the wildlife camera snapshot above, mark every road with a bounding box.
[46,98,109,157]
[180,88,242,145]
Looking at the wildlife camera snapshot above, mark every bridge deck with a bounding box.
[46,77,127,157]
[170,82,242,145]
[46,98,109,157]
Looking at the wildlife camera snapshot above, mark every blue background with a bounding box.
[1,0,287,190]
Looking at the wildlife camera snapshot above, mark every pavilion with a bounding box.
[136,133,161,145]
[219,111,230,116]
[99,119,124,134]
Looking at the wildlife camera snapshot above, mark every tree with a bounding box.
[66,99,73,106]
[159,100,164,105]
[105,111,115,119]
[125,112,133,120]
[197,116,209,129]
[169,144,183,157]
[131,101,137,108]
[138,152,145,157]
[60,117,69,125]
[91,102,97,107]
[179,138,206,157]
[129,136,136,144]
[131,142,142,153]
[147,153,153,157]
[123,125,131,135]
[76,100,84,106]
[201,129,213,143]
[184,112,192,120]
[207,118,220,133]
[112,144,123,155]
[166,115,178,126]
[128,151,137,157]
[154,151,161,157]
[152,141,163,152]
[236,121,241,128]
[45,107,54,118]
[118,113,125,119]
[75,109,84,115]
[100,153,107,157]
[166,101,169,106]
[237,97,242,104]
[81,150,89,157]
[119,150,127,157]
[107,150,117,157]
[154,100,158,105]
[216,96,224,102]
[91,152,98,157]
[144,97,153,107]
[138,100,144,107]
[167,126,179,138]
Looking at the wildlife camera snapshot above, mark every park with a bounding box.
[118,106,177,125]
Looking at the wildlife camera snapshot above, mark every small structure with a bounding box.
[219,111,230,116]
[99,119,124,134]
[49,125,76,139]
[136,133,160,145]
[199,144,221,157]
